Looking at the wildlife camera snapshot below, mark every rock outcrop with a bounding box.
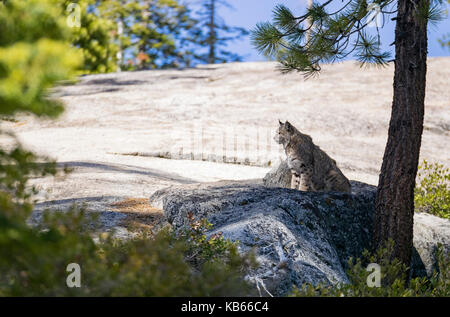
[264,160,450,277]
[150,179,375,296]
[150,161,450,296]
[263,160,292,189]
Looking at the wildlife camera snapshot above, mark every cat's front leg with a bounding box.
[290,170,300,189]
[298,166,315,191]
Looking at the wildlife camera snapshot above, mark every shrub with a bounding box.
[414,160,449,219]
[291,241,449,297]
[0,206,255,296]
[0,0,82,117]
[0,0,255,297]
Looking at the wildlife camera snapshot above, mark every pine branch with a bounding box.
[251,0,400,77]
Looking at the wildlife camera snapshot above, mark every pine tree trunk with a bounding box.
[373,0,428,265]
[208,0,216,64]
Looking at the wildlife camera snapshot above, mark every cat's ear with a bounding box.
[278,119,283,125]
[285,121,293,131]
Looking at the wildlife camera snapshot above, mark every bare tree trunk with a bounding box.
[373,0,429,265]
[117,19,123,72]
[306,0,313,43]
[208,0,216,64]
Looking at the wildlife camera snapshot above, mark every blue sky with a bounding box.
[191,0,450,62]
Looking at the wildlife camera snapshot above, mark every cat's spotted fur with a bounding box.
[274,120,351,193]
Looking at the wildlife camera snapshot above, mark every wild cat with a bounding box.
[274,120,351,193]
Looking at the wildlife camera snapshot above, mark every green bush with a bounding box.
[0,0,255,296]
[0,139,254,296]
[414,160,449,219]
[62,0,119,74]
[0,206,255,296]
[0,138,255,296]
[0,0,82,117]
[291,241,449,297]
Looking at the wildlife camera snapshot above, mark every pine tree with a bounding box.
[97,0,141,70]
[2,0,115,75]
[0,0,80,217]
[131,0,197,69]
[63,0,119,74]
[0,0,81,117]
[252,0,445,265]
[193,0,249,64]
[0,1,254,297]
[98,0,196,70]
